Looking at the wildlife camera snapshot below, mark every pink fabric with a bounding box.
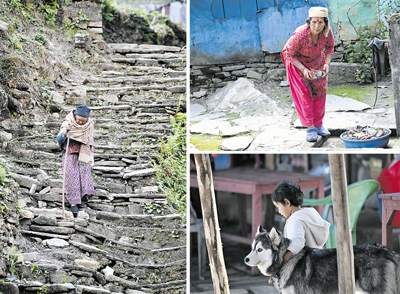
[282,24,334,127]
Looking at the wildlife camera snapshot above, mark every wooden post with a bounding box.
[265,154,276,230]
[194,154,230,294]
[388,14,400,136]
[328,154,355,294]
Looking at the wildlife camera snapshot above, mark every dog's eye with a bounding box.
[257,248,263,252]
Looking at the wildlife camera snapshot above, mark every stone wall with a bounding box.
[102,7,186,46]
[190,45,368,99]
[61,0,103,38]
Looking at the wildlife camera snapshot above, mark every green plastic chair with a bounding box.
[302,179,379,248]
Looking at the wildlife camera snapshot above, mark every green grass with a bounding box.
[190,134,225,151]
[327,85,375,102]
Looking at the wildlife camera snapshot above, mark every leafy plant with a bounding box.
[34,33,48,46]
[4,246,22,276]
[153,108,186,221]
[102,0,116,22]
[140,202,164,215]
[343,24,388,84]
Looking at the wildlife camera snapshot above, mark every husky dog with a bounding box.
[245,225,400,294]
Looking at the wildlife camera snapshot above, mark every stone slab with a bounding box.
[325,95,371,112]
[43,238,70,248]
[220,126,251,137]
[190,104,206,118]
[190,120,231,136]
[220,137,254,151]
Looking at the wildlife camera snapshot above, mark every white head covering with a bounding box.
[308,7,330,37]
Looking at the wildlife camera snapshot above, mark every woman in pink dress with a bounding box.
[281,7,334,142]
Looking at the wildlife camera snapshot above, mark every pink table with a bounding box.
[379,193,400,249]
[190,167,326,245]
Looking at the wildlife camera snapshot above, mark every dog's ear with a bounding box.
[257,225,266,236]
[269,227,281,247]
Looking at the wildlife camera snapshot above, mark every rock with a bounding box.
[92,166,124,173]
[47,283,75,292]
[105,275,140,289]
[29,184,37,195]
[69,241,107,254]
[126,290,147,294]
[329,62,368,84]
[75,285,110,294]
[206,78,292,117]
[21,210,34,219]
[191,69,203,76]
[102,266,114,276]
[123,168,156,179]
[192,90,208,99]
[33,215,58,226]
[19,252,39,262]
[124,291,147,294]
[0,20,8,32]
[247,70,263,80]
[74,34,91,50]
[74,259,100,270]
[51,91,64,104]
[43,238,70,248]
[0,282,19,294]
[95,211,121,221]
[190,120,231,135]
[266,68,286,81]
[190,104,206,118]
[30,225,75,235]
[264,53,282,63]
[13,174,42,191]
[280,81,289,87]
[57,222,74,227]
[222,65,245,72]
[0,130,12,142]
[220,126,251,137]
[39,186,51,195]
[220,137,254,151]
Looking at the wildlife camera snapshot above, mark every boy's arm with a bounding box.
[286,219,306,255]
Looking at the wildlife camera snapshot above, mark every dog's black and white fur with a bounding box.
[245,225,400,294]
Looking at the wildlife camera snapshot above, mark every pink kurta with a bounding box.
[281,24,334,127]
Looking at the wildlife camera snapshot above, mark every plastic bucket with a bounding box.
[340,128,391,148]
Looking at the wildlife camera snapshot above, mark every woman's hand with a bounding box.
[64,124,71,136]
[323,63,330,75]
[302,68,313,80]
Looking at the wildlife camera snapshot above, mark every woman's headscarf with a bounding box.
[308,7,330,37]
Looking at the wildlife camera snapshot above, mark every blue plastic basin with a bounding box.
[340,128,391,148]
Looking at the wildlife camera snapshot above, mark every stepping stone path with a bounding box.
[1,43,186,293]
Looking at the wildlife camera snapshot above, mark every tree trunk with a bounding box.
[194,154,230,294]
[328,154,355,294]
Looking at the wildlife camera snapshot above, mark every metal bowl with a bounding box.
[340,128,391,148]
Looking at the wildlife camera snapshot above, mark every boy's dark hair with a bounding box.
[272,180,304,206]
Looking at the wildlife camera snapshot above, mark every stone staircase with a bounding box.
[0,43,186,294]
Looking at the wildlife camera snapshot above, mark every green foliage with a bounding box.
[4,246,22,276]
[153,111,186,221]
[343,24,387,84]
[102,0,116,22]
[140,202,164,215]
[40,1,58,25]
[34,33,48,45]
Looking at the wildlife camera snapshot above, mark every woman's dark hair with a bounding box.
[272,180,304,206]
[306,17,329,30]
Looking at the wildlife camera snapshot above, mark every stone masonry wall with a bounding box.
[190,45,369,99]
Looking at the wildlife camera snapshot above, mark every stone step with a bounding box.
[125,52,181,59]
[84,84,185,94]
[108,43,182,53]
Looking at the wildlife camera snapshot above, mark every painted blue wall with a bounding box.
[191,0,329,65]
[191,0,264,65]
